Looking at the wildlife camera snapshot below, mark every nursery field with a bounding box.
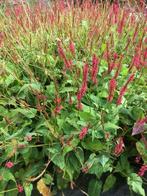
[0,0,147,196]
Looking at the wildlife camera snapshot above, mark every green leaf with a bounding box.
[0,106,8,116]
[42,174,53,185]
[0,168,16,182]
[98,155,109,167]
[18,82,42,99]
[88,162,103,178]
[81,20,89,29]
[57,173,68,190]
[16,108,37,118]
[136,141,147,164]
[51,153,65,170]
[24,183,33,196]
[5,75,15,87]
[63,138,80,156]
[115,154,132,175]
[104,122,120,131]
[127,173,145,196]
[131,107,144,121]
[103,174,116,192]
[81,138,106,152]
[88,179,102,196]
[74,147,84,166]
[60,87,76,93]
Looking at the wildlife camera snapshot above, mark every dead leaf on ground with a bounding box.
[37,179,52,196]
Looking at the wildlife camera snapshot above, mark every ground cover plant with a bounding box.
[0,0,147,195]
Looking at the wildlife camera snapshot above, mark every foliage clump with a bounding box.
[0,0,147,195]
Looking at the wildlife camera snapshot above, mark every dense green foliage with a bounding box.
[0,0,147,195]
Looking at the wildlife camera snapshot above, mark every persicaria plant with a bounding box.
[0,0,147,195]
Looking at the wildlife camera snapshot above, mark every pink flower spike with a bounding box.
[17,184,23,193]
[54,97,61,105]
[91,54,99,84]
[114,137,125,156]
[77,82,87,101]
[69,41,75,55]
[5,161,14,168]
[113,53,118,60]
[79,127,89,140]
[83,63,89,83]
[107,78,117,102]
[57,41,66,60]
[116,86,127,105]
[77,101,83,110]
[138,165,147,176]
[64,59,72,70]
[132,54,141,69]
[54,105,63,114]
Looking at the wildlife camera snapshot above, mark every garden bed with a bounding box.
[0,0,147,196]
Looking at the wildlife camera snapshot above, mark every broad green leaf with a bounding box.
[127,173,145,196]
[103,174,116,192]
[131,107,144,121]
[15,108,37,118]
[24,183,33,196]
[5,75,15,87]
[0,168,16,182]
[114,154,132,175]
[51,153,65,170]
[88,162,103,178]
[75,147,84,166]
[81,138,106,152]
[18,83,42,95]
[0,106,8,116]
[98,155,109,167]
[57,173,68,190]
[88,179,102,196]
[42,174,53,185]
[136,141,147,164]
[104,122,120,131]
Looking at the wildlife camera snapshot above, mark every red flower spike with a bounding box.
[83,64,89,83]
[54,105,63,114]
[69,41,75,55]
[112,1,119,23]
[79,127,89,140]
[64,59,72,70]
[138,165,147,176]
[126,73,135,84]
[116,86,127,105]
[57,41,66,60]
[17,184,23,193]
[77,101,83,110]
[109,62,117,73]
[107,78,117,102]
[5,161,14,168]
[77,82,87,101]
[113,53,118,60]
[54,97,61,105]
[132,54,141,69]
[91,54,99,84]
[114,137,125,156]
[117,11,125,34]
[117,73,135,105]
